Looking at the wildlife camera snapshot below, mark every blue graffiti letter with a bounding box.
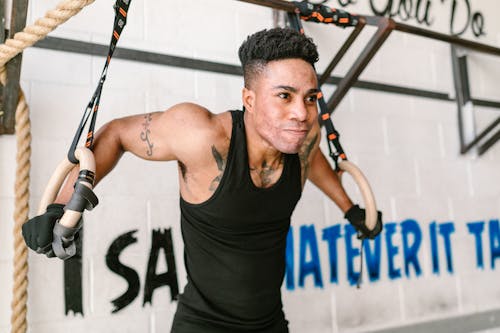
[322,225,342,284]
[299,225,323,288]
[439,222,455,273]
[345,224,361,285]
[363,235,382,282]
[430,222,439,274]
[467,221,485,269]
[285,227,295,290]
[489,219,500,269]
[385,223,401,280]
[401,219,422,278]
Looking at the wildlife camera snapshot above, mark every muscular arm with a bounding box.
[55,102,213,203]
[301,122,353,214]
[308,148,353,213]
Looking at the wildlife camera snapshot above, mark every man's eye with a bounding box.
[278,92,290,99]
[306,95,318,102]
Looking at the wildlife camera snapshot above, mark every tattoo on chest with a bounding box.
[209,145,227,191]
[250,157,284,188]
[140,113,154,157]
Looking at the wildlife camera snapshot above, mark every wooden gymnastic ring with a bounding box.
[38,147,96,228]
[338,160,377,231]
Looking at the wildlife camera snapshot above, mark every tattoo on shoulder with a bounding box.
[140,113,154,157]
[209,145,227,192]
[299,133,319,183]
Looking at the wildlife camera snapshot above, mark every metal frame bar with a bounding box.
[238,0,500,154]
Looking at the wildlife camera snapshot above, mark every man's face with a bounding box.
[244,58,319,154]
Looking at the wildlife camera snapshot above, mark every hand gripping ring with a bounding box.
[338,160,377,231]
[38,147,98,259]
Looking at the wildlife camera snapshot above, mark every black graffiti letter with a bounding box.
[64,228,84,315]
[106,230,141,313]
[471,11,485,37]
[143,228,179,305]
[370,0,392,16]
[450,0,471,36]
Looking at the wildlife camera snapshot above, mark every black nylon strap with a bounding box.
[66,182,99,212]
[68,0,132,163]
[288,12,347,169]
[292,1,359,27]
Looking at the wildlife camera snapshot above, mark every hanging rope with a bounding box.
[0,1,96,332]
[0,0,95,67]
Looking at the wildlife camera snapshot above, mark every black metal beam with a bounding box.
[318,20,365,86]
[0,0,29,134]
[326,17,395,114]
[32,36,500,110]
[34,37,243,76]
[478,127,500,156]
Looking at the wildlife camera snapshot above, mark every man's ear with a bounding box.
[242,87,255,113]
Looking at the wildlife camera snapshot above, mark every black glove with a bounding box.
[345,204,383,239]
[22,203,65,257]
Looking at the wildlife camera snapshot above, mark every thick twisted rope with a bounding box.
[0,1,95,332]
[0,0,95,67]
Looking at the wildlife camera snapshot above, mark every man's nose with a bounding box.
[290,100,308,122]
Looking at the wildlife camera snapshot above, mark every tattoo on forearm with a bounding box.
[209,145,226,191]
[140,113,154,156]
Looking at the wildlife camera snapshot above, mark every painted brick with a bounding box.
[293,182,327,227]
[468,159,500,198]
[416,158,472,199]
[21,48,92,86]
[461,271,500,313]
[283,289,333,333]
[195,72,244,114]
[385,113,442,158]
[83,195,148,257]
[29,82,93,140]
[152,306,177,333]
[356,154,418,198]
[0,136,16,198]
[451,197,499,224]
[27,255,67,324]
[28,311,151,333]
[0,261,13,328]
[335,280,403,331]
[0,198,14,261]
[394,195,452,223]
[28,137,70,196]
[94,153,178,198]
[402,276,460,320]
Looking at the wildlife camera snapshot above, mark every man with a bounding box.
[23,28,382,332]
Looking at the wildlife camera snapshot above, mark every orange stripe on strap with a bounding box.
[87,131,93,139]
[339,17,349,24]
[328,133,337,140]
[113,31,120,39]
[119,7,127,17]
[317,92,323,99]
[340,153,346,160]
[321,113,330,121]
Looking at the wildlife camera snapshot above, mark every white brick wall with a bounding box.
[1,0,499,332]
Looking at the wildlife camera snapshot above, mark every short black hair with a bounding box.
[238,28,319,88]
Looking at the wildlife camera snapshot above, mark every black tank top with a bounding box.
[172,110,302,333]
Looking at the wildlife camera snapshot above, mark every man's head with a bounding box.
[238,27,319,89]
[239,28,320,154]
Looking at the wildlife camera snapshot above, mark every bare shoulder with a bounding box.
[160,102,232,161]
[160,103,229,133]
